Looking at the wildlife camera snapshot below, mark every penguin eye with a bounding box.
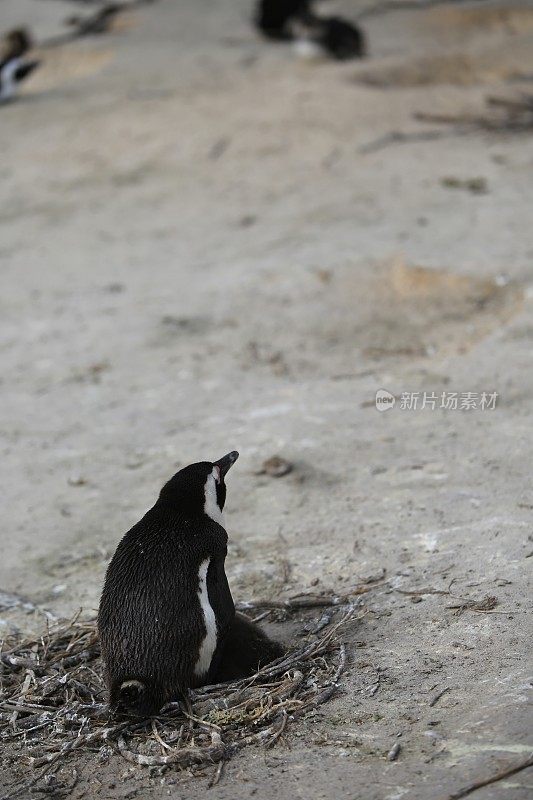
[212,466,221,483]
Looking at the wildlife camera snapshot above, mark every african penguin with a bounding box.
[301,15,366,61]
[0,56,40,104]
[255,0,310,39]
[98,452,239,715]
[255,0,365,60]
[0,28,32,62]
[98,452,283,716]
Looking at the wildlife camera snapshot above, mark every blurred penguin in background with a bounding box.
[0,28,40,104]
[255,0,366,60]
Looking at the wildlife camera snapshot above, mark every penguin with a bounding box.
[0,56,40,104]
[254,0,366,60]
[305,16,366,61]
[98,452,283,716]
[255,0,310,40]
[0,28,32,62]
[0,29,39,104]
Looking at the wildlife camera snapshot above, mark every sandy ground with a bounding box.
[1,0,533,798]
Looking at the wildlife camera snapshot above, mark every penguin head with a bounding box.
[2,28,32,60]
[157,451,239,524]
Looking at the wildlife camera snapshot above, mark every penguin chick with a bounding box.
[213,612,285,683]
[98,452,240,716]
[0,56,40,104]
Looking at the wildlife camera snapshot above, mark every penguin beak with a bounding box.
[214,451,239,478]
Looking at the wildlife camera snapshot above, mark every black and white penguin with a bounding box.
[0,29,39,104]
[255,0,309,39]
[255,0,366,60]
[0,56,40,104]
[98,452,283,716]
[0,28,32,61]
[304,15,366,61]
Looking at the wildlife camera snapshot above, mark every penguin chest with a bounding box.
[193,558,217,679]
[0,59,19,102]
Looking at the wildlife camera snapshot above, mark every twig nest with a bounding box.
[0,607,363,792]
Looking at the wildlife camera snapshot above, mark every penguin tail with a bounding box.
[117,679,145,707]
[111,679,158,716]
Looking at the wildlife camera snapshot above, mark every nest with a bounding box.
[0,598,365,796]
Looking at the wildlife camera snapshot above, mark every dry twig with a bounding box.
[358,0,483,20]
[442,752,533,800]
[237,586,376,611]
[0,604,362,797]
[361,92,533,153]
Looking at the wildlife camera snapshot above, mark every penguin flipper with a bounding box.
[213,612,285,683]
[207,555,236,641]
[14,60,39,83]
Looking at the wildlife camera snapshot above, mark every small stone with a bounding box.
[68,475,87,487]
[239,214,257,228]
[387,742,401,761]
[257,456,293,478]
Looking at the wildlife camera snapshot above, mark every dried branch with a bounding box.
[0,604,361,797]
[357,0,486,21]
[237,586,373,611]
[443,752,533,800]
[361,92,533,154]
